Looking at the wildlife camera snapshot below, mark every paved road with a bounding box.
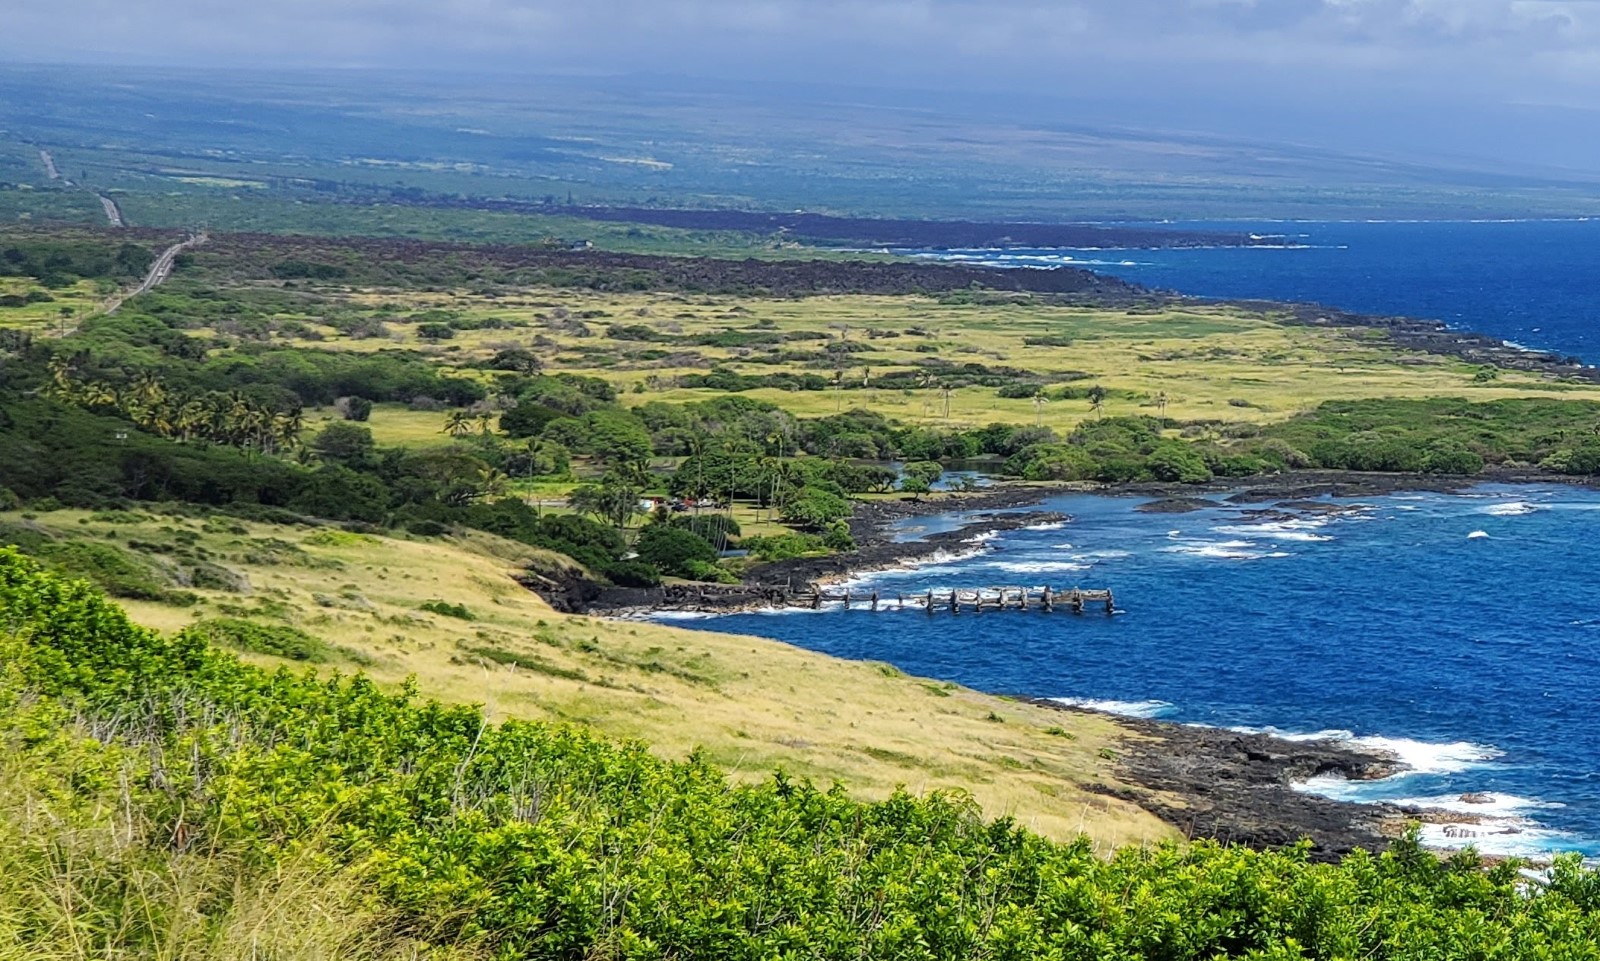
[104,232,208,316]
[97,194,124,227]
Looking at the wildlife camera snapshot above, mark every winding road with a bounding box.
[104,232,208,316]
[97,194,125,227]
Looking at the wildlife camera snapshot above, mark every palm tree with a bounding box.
[271,410,303,453]
[177,399,210,442]
[442,410,473,438]
[476,468,510,500]
[1088,384,1108,419]
[128,371,166,409]
[80,380,117,410]
[44,355,75,399]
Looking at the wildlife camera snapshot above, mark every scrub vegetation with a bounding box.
[7,222,1600,957]
[7,551,1600,960]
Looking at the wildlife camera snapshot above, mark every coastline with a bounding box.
[551,472,1589,860]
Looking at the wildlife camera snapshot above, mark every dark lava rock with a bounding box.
[1135,497,1217,514]
[1029,699,1404,860]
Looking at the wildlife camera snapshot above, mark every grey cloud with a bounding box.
[7,0,1600,171]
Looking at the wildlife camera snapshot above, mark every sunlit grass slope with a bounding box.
[2,507,1168,848]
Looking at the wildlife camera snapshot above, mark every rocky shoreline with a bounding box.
[535,472,1578,858]
[1027,700,1407,859]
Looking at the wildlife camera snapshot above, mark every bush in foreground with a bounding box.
[3,550,1600,959]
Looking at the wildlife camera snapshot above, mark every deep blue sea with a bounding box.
[899,218,1600,361]
[669,487,1600,857]
[663,222,1600,856]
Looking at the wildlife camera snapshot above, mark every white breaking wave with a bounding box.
[984,560,1092,575]
[1391,792,1565,818]
[1022,521,1067,531]
[1468,530,1491,539]
[1162,539,1290,561]
[1237,727,1503,775]
[1050,697,1177,719]
[1213,521,1334,543]
[1413,822,1581,860]
[1482,501,1542,516]
[835,546,994,589]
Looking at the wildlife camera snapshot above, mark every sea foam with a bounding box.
[1049,697,1177,719]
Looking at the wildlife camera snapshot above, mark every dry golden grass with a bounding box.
[0,278,110,332]
[248,285,1600,442]
[14,509,1169,849]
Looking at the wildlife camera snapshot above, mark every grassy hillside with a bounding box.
[6,550,1600,959]
[0,507,1164,848]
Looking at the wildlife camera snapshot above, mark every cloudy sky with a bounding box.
[9,0,1600,172]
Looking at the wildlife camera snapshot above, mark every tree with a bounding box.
[499,403,562,438]
[780,487,851,529]
[335,396,373,422]
[1146,441,1213,484]
[899,475,932,499]
[310,422,376,467]
[568,471,643,529]
[442,410,474,438]
[635,525,718,578]
[1088,384,1108,418]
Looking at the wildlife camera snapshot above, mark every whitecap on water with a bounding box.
[1468,530,1490,539]
[1049,697,1177,719]
[1236,727,1503,775]
[1161,539,1287,561]
[984,560,1092,575]
[1214,522,1334,543]
[1482,501,1542,516]
[649,610,723,621]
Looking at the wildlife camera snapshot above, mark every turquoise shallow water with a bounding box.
[665,485,1600,857]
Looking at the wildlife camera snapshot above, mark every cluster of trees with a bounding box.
[1,236,153,286]
[8,552,1600,960]
[46,357,304,454]
[1250,397,1600,476]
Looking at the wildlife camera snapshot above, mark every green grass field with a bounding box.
[240,285,1600,439]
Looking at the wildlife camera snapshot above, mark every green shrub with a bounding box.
[420,599,475,620]
[189,616,333,662]
[636,525,718,578]
[33,540,196,605]
[602,559,662,588]
[8,550,1600,961]
[742,533,826,561]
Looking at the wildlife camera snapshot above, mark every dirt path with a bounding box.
[37,147,59,180]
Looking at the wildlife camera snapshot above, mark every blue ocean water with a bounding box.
[668,486,1600,857]
[901,219,1600,360]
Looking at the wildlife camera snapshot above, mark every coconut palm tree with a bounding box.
[442,410,474,438]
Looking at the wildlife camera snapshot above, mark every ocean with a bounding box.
[898,218,1600,361]
[676,486,1600,858]
[664,221,1600,857]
